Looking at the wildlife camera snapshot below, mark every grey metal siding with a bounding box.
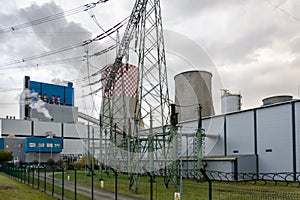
[256,104,293,173]
[203,116,225,156]
[226,111,255,155]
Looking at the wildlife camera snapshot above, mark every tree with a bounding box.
[0,151,13,163]
[74,155,98,170]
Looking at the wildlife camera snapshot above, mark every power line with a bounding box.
[0,17,128,68]
[0,43,117,71]
[263,0,300,23]
[0,0,109,35]
[0,55,86,71]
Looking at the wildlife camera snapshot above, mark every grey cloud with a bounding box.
[291,37,300,53]
[19,1,91,50]
[210,25,276,64]
[163,0,250,19]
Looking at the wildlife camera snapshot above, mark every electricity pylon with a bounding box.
[100,0,175,193]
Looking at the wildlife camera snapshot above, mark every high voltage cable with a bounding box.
[0,17,128,68]
[263,0,300,23]
[0,0,109,35]
[0,43,116,71]
[0,56,86,70]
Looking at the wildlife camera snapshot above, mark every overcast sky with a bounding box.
[0,0,299,119]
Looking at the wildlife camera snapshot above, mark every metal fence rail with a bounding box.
[0,163,77,200]
[1,164,300,200]
[201,170,300,200]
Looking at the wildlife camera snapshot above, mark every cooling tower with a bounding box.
[174,70,214,122]
[221,89,242,114]
[262,95,293,106]
[101,63,139,139]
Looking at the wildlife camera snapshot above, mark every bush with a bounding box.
[57,159,68,169]
[67,162,75,170]
[47,158,55,166]
[0,151,13,163]
[19,160,25,166]
[33,160,39,165]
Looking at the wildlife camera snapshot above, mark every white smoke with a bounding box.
[19,88,39,104]
[30,100,53,119]
[51,77,69,86]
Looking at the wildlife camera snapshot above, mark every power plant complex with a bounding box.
[0,2,299,198]
[0,71,299,182]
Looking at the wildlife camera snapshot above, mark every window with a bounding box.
[47,143,53,148]
[29,142,36,148]
[38,143,45,148]
[54,144,60,148]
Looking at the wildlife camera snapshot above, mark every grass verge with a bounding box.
[0,172,56,200]
[56,170,300,200]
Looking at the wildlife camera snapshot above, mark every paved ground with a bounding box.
[41,172,143,200]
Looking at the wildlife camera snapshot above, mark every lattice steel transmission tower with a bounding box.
[99,0,175,193]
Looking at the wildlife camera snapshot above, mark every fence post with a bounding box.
[74,168,77,200]
[62,168,64,200]
[52,166,54,196]
[92,168,94,200]
[44,166,46,193]
[24,166,26,183]
[21,167,23,183]
[146,171,154,200]
[200,169,212,200]
[12,166,15,179]
[20,166,22,182]
[14,166,18,180]
[17,166,19,180]
[27,167,30,185]
[38,167,40,189]
[111,168,118,200]
[32,167,35,187]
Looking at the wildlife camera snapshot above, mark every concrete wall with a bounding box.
[25,152,60,163]
[1,119,31,136]
[34,121,61,137]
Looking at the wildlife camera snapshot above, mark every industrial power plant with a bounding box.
[1,70,299,183]
[0,0,299,199]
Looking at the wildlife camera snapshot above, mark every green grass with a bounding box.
[17,169,90,200]
[3,168,300,200]
[56,171,300,200]
[0,172,56,200]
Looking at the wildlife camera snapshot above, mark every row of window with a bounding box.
[28,142,60,148]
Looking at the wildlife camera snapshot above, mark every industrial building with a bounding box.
[174,70,299,181]
[1,76,99,164]
[0,73,299,182]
